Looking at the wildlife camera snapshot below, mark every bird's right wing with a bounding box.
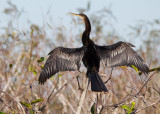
[39,46,86,84]
[95,41,149,74]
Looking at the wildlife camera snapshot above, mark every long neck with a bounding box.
[82,16,91,46]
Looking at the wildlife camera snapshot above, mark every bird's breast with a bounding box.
[82,44,100,71]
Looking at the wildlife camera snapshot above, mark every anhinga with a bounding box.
[39,13,149,92]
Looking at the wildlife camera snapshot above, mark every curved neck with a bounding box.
[84,17,91,33]
[82,16,91,46]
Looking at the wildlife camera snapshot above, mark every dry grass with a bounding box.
[0,2,160,114]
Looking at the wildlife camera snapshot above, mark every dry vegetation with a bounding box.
[0,2,160,114]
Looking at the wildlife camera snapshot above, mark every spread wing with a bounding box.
[39,46,86,84]
[96,41,149,74]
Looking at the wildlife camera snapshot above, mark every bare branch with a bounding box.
[135,99,160,113]
[0,89,25,114]
[76,77,89,114]
[39,75,77,111]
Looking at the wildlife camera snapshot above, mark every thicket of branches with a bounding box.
[0,1,160,114]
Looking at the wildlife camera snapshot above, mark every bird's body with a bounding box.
[39,13,149,92]
[81,17,100,74]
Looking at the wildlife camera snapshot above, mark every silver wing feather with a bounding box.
[96,41,149,74]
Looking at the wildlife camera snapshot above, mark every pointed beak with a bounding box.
[69,12,83,19]
[69,12,79,16]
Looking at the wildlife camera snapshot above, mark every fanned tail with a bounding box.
[88,71,108,92]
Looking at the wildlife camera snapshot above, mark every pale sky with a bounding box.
[0,0,160,39]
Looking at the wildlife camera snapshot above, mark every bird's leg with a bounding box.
[76,75,83,91]
[105,68,113,84]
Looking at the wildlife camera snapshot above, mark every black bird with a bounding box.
[39,13,149,92]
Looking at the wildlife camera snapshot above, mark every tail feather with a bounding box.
[88,71,108,92]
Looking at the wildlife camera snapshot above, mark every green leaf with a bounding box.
[33,70,37,75]
[139,66,160,75]
[121,105,132,113]
[28,65,33,71]
[28,65,37,75]
[150,67,160,72]
[58,74,62,77]
[90,104,96,114]
[30,109,34,114]
[37,57,44,63]
[9,64,13,69]
[131,102,135,110]
[0,112,5,114]
[20,102,31,109]
[31,99,43,105]
[41,65,44,68]
[131,65,139,73]
[30,69,37,75]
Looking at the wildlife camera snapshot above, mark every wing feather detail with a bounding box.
[39,46,86,84]
[96,41,149,74]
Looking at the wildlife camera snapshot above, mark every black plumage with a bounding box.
[39,47,86,84]
[96,41,149,74]
[39,13,149,92]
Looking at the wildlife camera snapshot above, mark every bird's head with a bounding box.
[69,12,87,22]
[69,12,91,32]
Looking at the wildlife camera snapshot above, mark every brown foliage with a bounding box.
[0,2,160,114]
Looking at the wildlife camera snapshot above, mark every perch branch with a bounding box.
[76,77,89,114]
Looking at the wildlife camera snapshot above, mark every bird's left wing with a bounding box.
[39,46,86,84]
[95,41,149,74]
